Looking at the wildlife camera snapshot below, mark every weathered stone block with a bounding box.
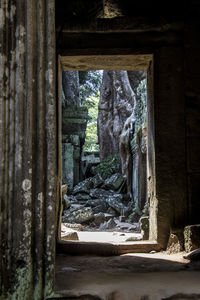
[63,207,94,224]
[184,224,200,252]
[62,143,74,189]
[167,231,184,253]
[93,212,106,226]
[73,177,94,194]
[62,231,79,241]
[140,216,149,240]
[62,106,88,140]
[89,188,114,199]
[103,173,124,191]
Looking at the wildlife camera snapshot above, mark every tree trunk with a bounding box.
[62,71,81,106]
[98,70,136,160]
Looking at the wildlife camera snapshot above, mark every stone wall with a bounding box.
[185,12,200,225]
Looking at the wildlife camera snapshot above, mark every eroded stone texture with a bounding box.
[0,0,57,298]
[140,216,149,240]
[184,225,200,252]
[63,207,94,224]
[62,70,80,106]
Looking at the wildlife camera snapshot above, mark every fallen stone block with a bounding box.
[103,173,124,191]
[62,231,79,241]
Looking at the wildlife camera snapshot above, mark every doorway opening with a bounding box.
[57,54,157,253]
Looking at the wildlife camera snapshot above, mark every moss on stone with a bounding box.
[95,154,121,180]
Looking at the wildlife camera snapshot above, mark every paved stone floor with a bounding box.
[55,252,200,299]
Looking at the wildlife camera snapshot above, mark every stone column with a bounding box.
[62,106,88,188]
[0,1,57,298]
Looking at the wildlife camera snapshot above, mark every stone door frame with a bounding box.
[56,53,168,254]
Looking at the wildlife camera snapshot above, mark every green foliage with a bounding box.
[79,70,102,107]
[84,94,100,151]
[80,71,102,152]
[95,154,121,180]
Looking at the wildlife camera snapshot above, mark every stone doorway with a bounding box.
[57,54,158,253]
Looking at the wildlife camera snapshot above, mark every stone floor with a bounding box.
[61,226,142,243]
[55,252,200,299]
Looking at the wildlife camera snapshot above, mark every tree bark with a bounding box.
[62,71,81,106]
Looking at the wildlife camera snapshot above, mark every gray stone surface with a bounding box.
[62,106,88,141]
[62,143,74,188]
[75,193,91,201]
[103,173,124,191]
[140,216,149,240]
[63,194,71,210]
[73,177,94,195]
[106,196,125,214]
[62,207,94,224]
[93,213,106,226]
[89,188,114,199]
[85,199,106,207]
[92,174,104,188]
[106,218,117,229]
[92,203,109,214]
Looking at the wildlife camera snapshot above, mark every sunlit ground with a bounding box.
[61,223,142,243]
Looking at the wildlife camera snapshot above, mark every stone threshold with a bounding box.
[57,240,159,255]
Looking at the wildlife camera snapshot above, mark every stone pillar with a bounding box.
[131,130,147,212]
[62,106,88,187]
[62,143,74,189]
[0,1,57,298]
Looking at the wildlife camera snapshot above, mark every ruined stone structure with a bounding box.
[1,0,200,299]
[62,71,88,188]
[62,106,88,188]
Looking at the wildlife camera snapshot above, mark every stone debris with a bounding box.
[103,173,124,191]
[63,207,94,224]
[106,218,117,229]
[92,174,104,188]
[62,231,79,241]
[89,188,113,199]
[63,223,83,231]
[73,177,94,195]
[62,172,142,237]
